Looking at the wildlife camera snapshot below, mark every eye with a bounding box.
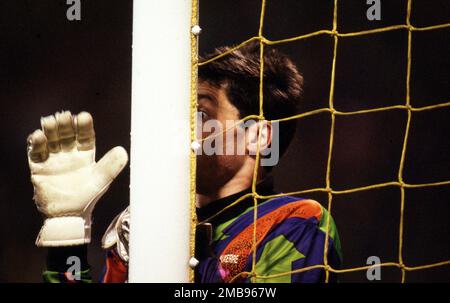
[196,110,209,121]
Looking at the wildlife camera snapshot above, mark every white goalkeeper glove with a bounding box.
[27,111,128,247]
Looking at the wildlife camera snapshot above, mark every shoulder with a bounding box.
[260,197,341,255]
[262,197,341,253]
[224,197,325,237]
[261,197,339,235]
[257,196,341,240]
[102,206,130,263]
[258,196,324,223]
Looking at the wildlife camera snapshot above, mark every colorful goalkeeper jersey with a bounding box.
[43,177,341,283]
[194,177,342,283]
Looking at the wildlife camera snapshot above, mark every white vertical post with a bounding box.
[129,0,192,282]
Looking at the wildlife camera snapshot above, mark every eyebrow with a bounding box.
[198,93,217,105]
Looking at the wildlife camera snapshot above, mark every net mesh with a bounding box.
[190,0,450,282]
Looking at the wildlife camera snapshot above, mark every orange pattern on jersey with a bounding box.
[219,199,322,282]
[103,250,128,283]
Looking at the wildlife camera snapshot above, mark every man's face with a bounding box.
[196,80,246,195]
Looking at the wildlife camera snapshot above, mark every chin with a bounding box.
[196,154,244,194]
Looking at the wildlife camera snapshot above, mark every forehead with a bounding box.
[198,80,223,96]
[198,80,240,117]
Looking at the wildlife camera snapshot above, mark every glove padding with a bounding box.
[27,111,128,247]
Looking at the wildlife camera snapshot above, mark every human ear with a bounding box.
[246,120,272,155]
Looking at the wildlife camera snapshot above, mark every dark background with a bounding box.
[0,0,132,282]
[0,0,449,282]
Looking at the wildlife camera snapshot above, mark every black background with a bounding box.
[0,0,132,282]
[0,0,449,282]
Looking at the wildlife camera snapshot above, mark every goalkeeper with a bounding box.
[26,41,342,283]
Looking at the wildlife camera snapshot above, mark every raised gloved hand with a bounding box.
[27,111,128,247]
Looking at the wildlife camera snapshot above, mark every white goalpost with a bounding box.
[129,0,193,282]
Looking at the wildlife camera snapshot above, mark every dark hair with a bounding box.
[198,40,304,160]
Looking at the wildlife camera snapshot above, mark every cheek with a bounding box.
[216,154,246,178]
[196,154,245,194]
[222,154,246,171]
[198,118,224,140]
[197,153,245,176]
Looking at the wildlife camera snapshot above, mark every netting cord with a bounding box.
[190,0,199,283]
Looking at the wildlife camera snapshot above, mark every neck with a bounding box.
[196,162,264,208]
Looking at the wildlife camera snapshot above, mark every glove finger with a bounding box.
[55,111,76,152]
[75,111,96,151]
[41,114,61,153]
[94,146,128,189]
[27,129,49,163]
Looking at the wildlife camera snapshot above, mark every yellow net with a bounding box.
[190,0,450,283]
